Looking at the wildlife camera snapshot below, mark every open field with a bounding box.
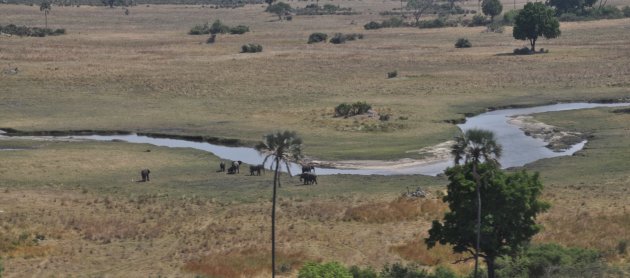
[1,1,630,277]
[1,3,630,160]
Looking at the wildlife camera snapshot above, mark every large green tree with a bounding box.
[482,0,503,21]
[426,164,550,278]
[266,2,292,20]
[255,131,303,278]
[451,129,502,278]
[40,0,51,29]
[513,2,561,52]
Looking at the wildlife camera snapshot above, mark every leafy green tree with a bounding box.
[298,262,353,278]
[481,0,503,21]
[255,131,303,278]
[40,0,51,29]
[426,164,550,278]
[266,2,292,20]
[451,129,502,278]
[513,2,561,52]
[406,0,436,25]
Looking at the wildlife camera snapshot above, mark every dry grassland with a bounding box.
[1,2,629,160]
[1,1,630,277]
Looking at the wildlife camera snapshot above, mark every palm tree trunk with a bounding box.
[271,158,279,278]
[45,12,48,29]
[473,163,481,278]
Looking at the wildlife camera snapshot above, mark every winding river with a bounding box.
[2,102,629,176]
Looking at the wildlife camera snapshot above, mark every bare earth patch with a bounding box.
[508,115,585,151]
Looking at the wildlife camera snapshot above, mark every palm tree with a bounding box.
[40,1,51,29]
[451,128,502,278]
[255,130,303,278]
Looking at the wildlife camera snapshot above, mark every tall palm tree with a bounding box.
[40,1,51,29]
[451,128,502,278]
[255,130,303,278]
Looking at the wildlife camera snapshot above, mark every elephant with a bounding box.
[227,165,238,174]
[231,161,242,174]
[299,173,317,185]
[219,161,226,172]
[301,164,315,173]
[249,164,265,176]
[140,169,151,182]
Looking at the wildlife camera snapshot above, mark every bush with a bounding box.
[308,32,327,44]
[513,47,532,55]
[485,22,504,33]
[381,17,405,28]
[241,43,263,53]
[0,24,64,37]
[387,70,397,78]
[502,9,520,25]
[469,14,488,26]
[380,263,429,278]
[455,38,472,48]
[417,18,456,28]
[210,20,231,34]
[330,33,347,44]
[298,261,352,278]
[623,6,630,17]
[496,244,602,278]
[349,265,378,278]
[229,25,249,34]
[330,33,363,44]
[334,101,372,117]
[189,22,210,35]
[364,21,382,30]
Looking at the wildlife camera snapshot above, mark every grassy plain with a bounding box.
[1,1,630,277]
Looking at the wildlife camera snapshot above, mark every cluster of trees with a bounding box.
[0,24,65,37]
[189,20,249,35]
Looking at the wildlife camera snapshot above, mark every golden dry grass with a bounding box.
[1,3,630,160]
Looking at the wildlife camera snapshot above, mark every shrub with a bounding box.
[364,21,382,30]
[455,38,472,48]
[502,9,520,25]
[387,70,397,78]
[0,24,64,37]
[591,6,623,19]
[624,6,630,17]
[334,101,372,117]
[210,20,231,34]
[379,263,429,278]
[513,47,532,55]
[189,23,210,35]
[308,32,327,44]
[298,261,352,278]
[229,25,249,34]
[469,14,488,26]
[330,33,346,44]
[417,18,452,28]
[381,17,405,28]
[330,33,363,44]
[496,244,602,278]
[485,22,504,33]
[241,43,263,53]
[349,265,378,278]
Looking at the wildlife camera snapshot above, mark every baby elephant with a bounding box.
[299,173,317,185]
[140,169,151,182]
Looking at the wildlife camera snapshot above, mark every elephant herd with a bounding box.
[138,161,318,185]
[217,160,318,185]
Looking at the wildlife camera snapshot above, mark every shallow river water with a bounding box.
[2,102,629,176]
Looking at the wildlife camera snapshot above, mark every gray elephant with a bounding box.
[299,173,317,185]
[140,169,151,182]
